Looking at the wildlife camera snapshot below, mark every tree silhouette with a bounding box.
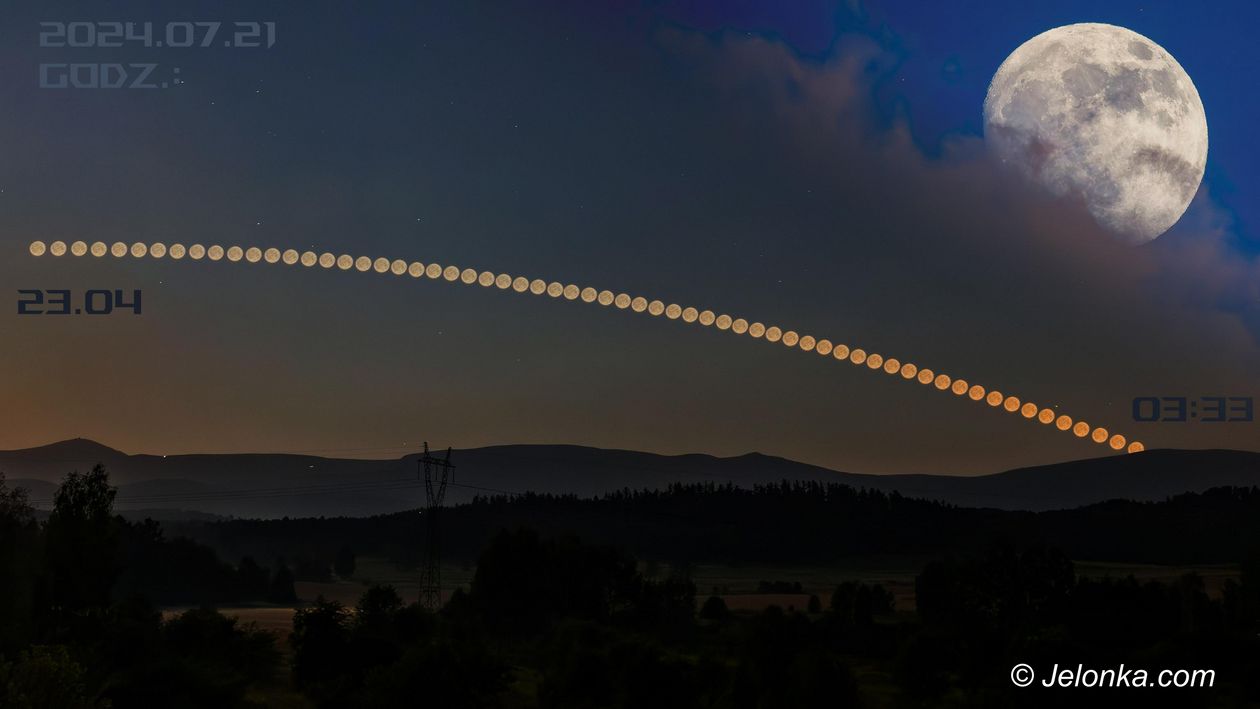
[0,465,312,705]
[334,546,357,579]
[268,562,298,604]
[290,596,354,703]
[42,465,121,615]
[0,474,38,653]
[700,595,731,621]
[0,645,95,709]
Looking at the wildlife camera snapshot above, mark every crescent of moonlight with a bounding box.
[28,238,1146,454]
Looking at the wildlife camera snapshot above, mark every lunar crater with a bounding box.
[984,23,1207,243]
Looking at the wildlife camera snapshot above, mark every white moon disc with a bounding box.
[984,23,1207,244]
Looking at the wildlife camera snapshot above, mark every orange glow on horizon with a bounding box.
[31,239,1146,454]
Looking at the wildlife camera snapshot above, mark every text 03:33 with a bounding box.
[1132,397,1253,423]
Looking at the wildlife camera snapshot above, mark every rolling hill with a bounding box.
[2,438,1257,518]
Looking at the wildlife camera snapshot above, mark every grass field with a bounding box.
[172,556,1240,640]
[159,556,1240,707]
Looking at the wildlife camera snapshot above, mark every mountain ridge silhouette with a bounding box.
[3,439,1257,519]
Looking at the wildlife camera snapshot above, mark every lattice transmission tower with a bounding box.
[418,442,454,611]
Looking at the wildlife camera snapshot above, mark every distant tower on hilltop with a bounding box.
[418,442,454,611]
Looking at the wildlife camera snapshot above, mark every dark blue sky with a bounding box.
[654,0,1258,250]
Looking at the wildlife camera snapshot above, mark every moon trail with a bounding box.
[29,238,1146,454]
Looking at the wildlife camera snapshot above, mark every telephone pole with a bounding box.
[418,442,454,611]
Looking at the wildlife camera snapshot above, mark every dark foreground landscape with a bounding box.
[2,450,1260,707]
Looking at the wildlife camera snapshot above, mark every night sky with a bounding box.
[2,0,1257,475]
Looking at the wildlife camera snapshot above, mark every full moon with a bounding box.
[983,23,1207,244]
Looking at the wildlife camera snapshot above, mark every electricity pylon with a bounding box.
[418,442,454,611]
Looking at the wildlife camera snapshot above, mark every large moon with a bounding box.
[983,23,1208,244]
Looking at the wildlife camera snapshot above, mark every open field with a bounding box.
[1074,560,1241,596]
[688,557,930,611]
[168,556,1241,635]
[693,558,1242,612]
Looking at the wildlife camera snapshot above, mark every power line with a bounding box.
[21,474,520,508]
[8,441,1111,506]
[419,443,454,611]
